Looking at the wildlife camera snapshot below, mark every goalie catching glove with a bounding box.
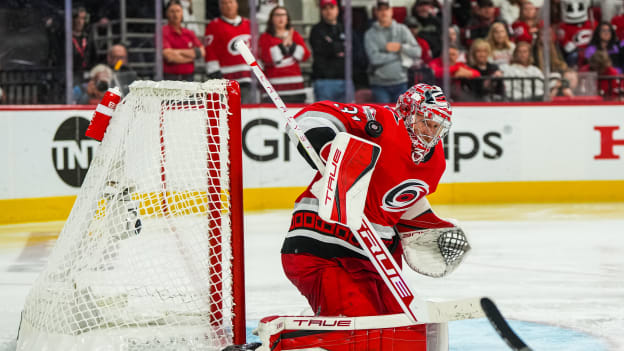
[397,209,471,278]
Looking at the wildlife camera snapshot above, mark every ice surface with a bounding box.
[1,204,623,350]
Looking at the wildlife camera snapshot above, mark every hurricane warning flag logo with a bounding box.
[381,180,429,212]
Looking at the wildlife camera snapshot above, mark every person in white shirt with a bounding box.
[501,41,544,100]
[487,22,515,66]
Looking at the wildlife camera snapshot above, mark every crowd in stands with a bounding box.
[2,0,624,104]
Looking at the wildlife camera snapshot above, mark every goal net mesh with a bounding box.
[18,80,238,350]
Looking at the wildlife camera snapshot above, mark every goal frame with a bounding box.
[16,80,247,349]
[226,80,246,345]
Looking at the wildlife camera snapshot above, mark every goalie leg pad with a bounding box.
[255,315,448,351]
[282,253,403,316]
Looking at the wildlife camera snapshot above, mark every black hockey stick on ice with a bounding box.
[481,297,533,351]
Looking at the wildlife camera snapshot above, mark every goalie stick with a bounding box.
[234,40,483,324]
[481,298,534,351]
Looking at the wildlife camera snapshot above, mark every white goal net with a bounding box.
[17,80,245,351]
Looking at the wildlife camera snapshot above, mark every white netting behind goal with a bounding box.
[17,80,242,351]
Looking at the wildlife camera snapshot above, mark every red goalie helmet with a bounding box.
[396,83,452,164]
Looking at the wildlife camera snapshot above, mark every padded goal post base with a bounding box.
[17,320,229,351]
[255,314,448,351]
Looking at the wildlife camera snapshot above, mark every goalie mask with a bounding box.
[396,84,452,164]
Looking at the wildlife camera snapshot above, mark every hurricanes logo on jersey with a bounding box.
[573,29,592,47]
[381,180,430,212]
[228,34,251,55]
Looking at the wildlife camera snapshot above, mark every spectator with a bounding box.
[405,16,433,65]
[351,7,371,90]
[310,0,351,102]
[512,0,539,43]
[487,21,516,66]
[429,45,480,100]
[449,25,467,63]
[405,16,435,85]
[204,0,253,103]
[611,13,624,42]
[73,64,114,104]
[463,0,508,48]
[453,0,473,28]
[498,0,522,26]
[549,71,575,97]
[583,22,623,72]
[162,0,205,81]
[258,6,311,103]
[365,0,422,103]
[532,26,568,74]
[580,50,621,98]
[107,44,129,70]
[71,6,96,81]
[429,45,480,80]
[106,44,137,96]
[468,39,504,100]
[501,41,545,100]
[562,68,581,95]
[411,0,442,58]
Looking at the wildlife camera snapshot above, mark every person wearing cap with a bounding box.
[411,0,442,58]
[404,16,432,65]
[463,0,509,48]
[162,0,205,81]
[364,0,422,103]
[309,0,352,102]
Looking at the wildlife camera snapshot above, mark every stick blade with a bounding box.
[481,297,533,351]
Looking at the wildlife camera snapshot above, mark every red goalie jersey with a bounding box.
[282,101,446,278]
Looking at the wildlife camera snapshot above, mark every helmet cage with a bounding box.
[408,110,452,149]
[396,84,452,163]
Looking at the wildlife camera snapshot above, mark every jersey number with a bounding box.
[334,104,361,121]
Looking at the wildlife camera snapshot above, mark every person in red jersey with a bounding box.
[512,0,539,43]
[281,83,465,317]
[258,6,311,103]
[162,0,204,81]
[204,0,254,103]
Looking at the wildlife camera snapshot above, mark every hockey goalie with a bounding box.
[249,84,472,351]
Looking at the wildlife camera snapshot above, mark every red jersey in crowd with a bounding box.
[416,36,432,64]
[580,64,621,99]
[204,16,252,83]
[258,31,311,96]
[611,14,624,42]
[556,20,595,56]
[512,21,534,43]
[429,58,480,79]
[162,25,203,75]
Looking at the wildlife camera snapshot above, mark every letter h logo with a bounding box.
[594,126,624,160]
